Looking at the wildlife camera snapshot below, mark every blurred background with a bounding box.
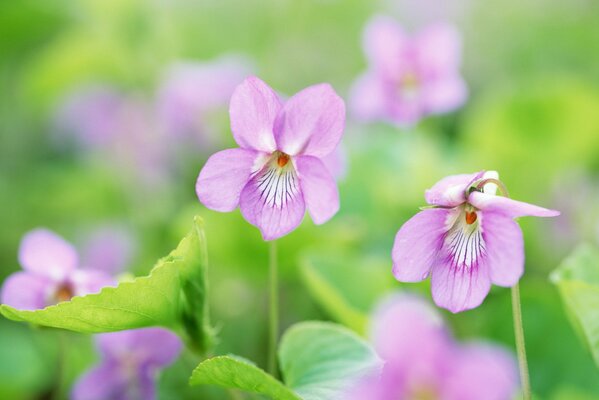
[1,0,599,398]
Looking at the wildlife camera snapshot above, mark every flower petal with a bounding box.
[82,226,136,275]
[349,73,388,122]
[0,272,52,310]
[70,269,117,297]
[416,23,462,75]
[431,257,491,313]
[482,211,524,286]
[321,145,347,180]
[71,361,125,400]
[239,164,306,240]
[469,191,560,218]
[392,208,450,282]
[443,343,519,400]
[229,76,280,152]
[274,83,345,158]
[18,229,78,280]
[196,148,260,212]
[424,172,483,207]
[422,77,467,115]
[363,15,408,78]
[296,156,339,225]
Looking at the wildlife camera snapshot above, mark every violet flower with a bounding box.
[347,294,518,400]
[0,229,115,310]
[392,171,559,312]
[196,76,346,240]
[72,328,182,400]
[350,15,467,127]
[81,225,136,276]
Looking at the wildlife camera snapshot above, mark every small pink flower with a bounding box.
[0,229,115,310]
[392,171,560,313]
[350,15,467,126]
[196,76,346,240]
[346,294,519,400]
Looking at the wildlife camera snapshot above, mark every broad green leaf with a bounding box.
[189,355,300,400]
[190,321,380,400]
[0,216,214,354]
[551,244,599,368]
[279,321,380,400]
[300,253,395,334]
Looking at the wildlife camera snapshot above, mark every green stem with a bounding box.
[267,240,279,377]
[511,284,531,399]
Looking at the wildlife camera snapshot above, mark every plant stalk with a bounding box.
[511,283,531,399]
[267,240,279,377]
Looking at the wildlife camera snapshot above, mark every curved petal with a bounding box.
[229,76,280,152]
[196,148,260,212]
[482,211,524,286]
[469,191,560,218]
[82,226,136,275]
[239,165,306,240]
[296,156,339,225]
[321,145,347,181]
[18,229,78,280]
[70,269,116,297]
[392,208,450,282]
[424,172,482,207]
[0,272,53,310]
[416,23,462,75]
[431,257,491,313]
[443,343,518,400]
[421,76,467,115]
[71,361,125,400]
[273,83,345,158]
[349,73,388,122]
[363,15,408,78]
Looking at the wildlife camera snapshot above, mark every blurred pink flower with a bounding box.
[196,76,346,240]
[0,229,115,310]
[350,16,467,127]
[81,225,137,275]
[392,171,559,312]
[72,328,182,400]
[346,294,518,400]
[157,55,253,142]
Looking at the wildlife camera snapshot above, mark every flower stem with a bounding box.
[511,283,531,399]
[267,240,279,377]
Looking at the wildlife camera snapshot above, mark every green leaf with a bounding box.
[299,252,395,335]
[0,216,214,354]
[190,321,379,399]
[279,321,380,400]
[551,243,599,368]
[189,355,300,400]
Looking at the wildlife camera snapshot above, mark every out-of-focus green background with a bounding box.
[1,0,599,399]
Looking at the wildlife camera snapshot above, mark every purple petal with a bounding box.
[0,272,53,310]
[274,83,345,158]
[229,76,280,152]
[18,229,78,280]
[321,145,347,181]
[416,23,462,75]
[442,343,518,400]
[70,269,116,297]
[424,172,482,207]
[422,77,468,114]
[239,165,306,240]
[96,328,182,367]
[430,258,492,313]
[296,156,339,225]
[349,73,388,122]
[71,361,125,400]
[82,226,136,274]
[482,211,524,286]
[196,148,260,212]
[363,15,408,79]
[469,191,560,218]
[392,209,450,282]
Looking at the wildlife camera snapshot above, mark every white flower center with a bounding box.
[254,151,300,209]
[444,205,486,270]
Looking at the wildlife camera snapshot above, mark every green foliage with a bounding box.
[0,216,214,354]
[190,321,379,399]
[551,244,599,368]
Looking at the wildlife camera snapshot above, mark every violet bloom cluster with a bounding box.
[392,171,559,313]
[346,294,518,400]
[196,76,346,240]
[72,328,182,400]
[0,229,115,310]
[351,15,467,126]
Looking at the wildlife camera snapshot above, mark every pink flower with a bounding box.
[392,171,560,313]
[196,76,346,240]
[346,294,519,400]
[350,15,467,127]
[0,229,115,310]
